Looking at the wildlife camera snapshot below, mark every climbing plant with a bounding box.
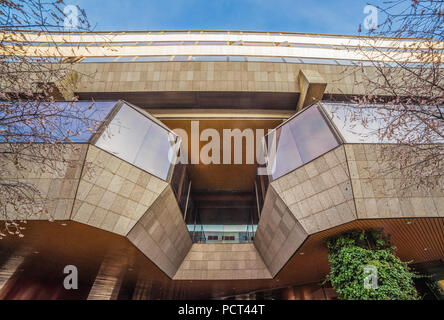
[325,229,420,300]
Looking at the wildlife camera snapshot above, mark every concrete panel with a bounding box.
[127,185,192,278]
[72,145,168,235]
[297,69,327,111]
[0,143,88,221]
[345,144,444,219]
[174,243,271,280]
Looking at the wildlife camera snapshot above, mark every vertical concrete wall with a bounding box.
[127,186,193,278]
[0,143,87,220]
[74,62,370,95]
[174,243,271,280]
[346,144,444,219]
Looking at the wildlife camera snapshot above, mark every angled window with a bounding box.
[265,104,340,180]
[94,102,178,181]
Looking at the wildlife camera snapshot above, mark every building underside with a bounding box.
[0,217,443,299]
[1,30,443,299]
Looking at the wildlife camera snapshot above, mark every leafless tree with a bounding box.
[345,0,443,193]
[0,0,100,238]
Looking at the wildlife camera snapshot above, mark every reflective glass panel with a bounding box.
[289,43,320,48]
[243,42,274,46]
[135,56,171,62]
[321,102,379,143]
[298,58,339,65]
[197,41,228,45]
[95,103,177,181]
[134,120,176,180]
[172,56,189,61]
[96,104,150,163]
[151,41,181,45]
[268,125,303,179]
[321,102,444,144]
[283,57,302,63]
[116,56,135,62]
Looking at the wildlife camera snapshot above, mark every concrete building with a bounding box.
[0,30,443,299]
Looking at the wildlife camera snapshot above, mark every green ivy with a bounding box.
[325,229,420,300]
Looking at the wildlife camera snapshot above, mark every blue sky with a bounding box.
[70,0,383,35]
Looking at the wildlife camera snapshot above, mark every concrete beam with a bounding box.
[53,71,78,100]
[296,69,327,111]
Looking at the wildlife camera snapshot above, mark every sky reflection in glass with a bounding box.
[321,102,383,143]
[95,103,177,181]
[0,101,116,143]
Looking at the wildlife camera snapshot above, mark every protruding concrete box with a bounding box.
[0,100,192,279]
[255,143,443,277]
[72,145,168,236]
[271,146,357,235]
[254,102,444,277]
[3,101,443,281]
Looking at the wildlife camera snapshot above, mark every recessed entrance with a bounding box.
[163,118,281,243]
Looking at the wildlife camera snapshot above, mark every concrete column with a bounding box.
[297,69,327,111]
